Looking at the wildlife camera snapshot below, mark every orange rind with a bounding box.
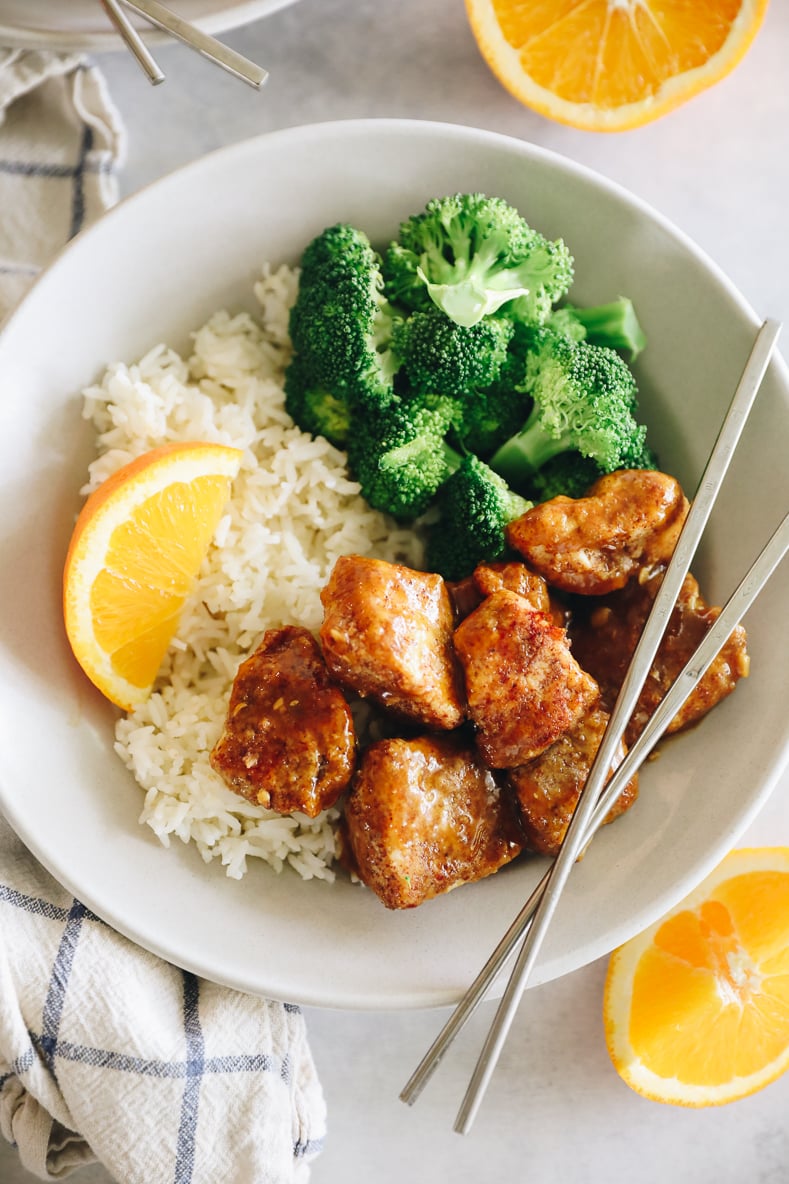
[63,440,242,710]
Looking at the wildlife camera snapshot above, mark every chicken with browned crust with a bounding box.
[210,626,355,817]
[508,706,639,857]
[472,560,568,627]
[343,734,523,909]
[506,469,689,595]
[319,555,466,730]
[569,570,749,746]
[453,589,599,768]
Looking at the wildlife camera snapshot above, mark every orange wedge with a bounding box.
[465,0,768,132]
[64,441,242,711]
[604,847,789,1106]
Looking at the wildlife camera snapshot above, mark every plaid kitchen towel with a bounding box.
[0,51,327,1184]
[0,817,326,1183]
[0,48,124,319]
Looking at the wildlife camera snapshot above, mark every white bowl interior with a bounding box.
[0,120,787,1008]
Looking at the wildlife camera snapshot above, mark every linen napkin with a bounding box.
[0,48,124,318]
[0,818,326,1183]
[0,50,327,1183]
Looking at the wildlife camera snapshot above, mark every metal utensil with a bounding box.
[403,506,789,1112]
[118,0,268,89]
[399,318,782,1124]
[452,316,781,1134]
[99,0,165,84]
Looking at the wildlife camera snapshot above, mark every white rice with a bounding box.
[81,264,424,881]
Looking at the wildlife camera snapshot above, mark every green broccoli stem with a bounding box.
[378,436,462,476]
[566,298,646,359]
[488,407,570,487]
[422,237,531,328]
[307,390,352,444]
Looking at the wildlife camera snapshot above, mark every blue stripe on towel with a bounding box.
[69,120,93,239]
[39,899,89,1077]
[174,972,205,1184]
[0,882,74,922]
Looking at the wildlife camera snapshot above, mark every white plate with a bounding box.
[0,120,788,1009]
[0,0,296,51]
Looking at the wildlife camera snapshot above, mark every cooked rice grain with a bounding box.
[86,265,423,880]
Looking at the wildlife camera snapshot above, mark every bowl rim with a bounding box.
[0,115,776,346]
[0,0,296,51]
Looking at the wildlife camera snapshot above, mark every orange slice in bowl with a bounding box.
[465,0,769,132]
[63,440,242,711]
[604,847,789,1106]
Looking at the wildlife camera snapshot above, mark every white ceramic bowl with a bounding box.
[0,119,787,1009]
[0,0,296,51]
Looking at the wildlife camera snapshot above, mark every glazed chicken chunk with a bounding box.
[453,589,599,768]
[319,555,466,730]
[506,469,690,596]
[210,625,355,818]
[472,560,568,627]
[570,570,750,746]
[473,560,553,612]
[445,562,555,626]
[343,734,524,910]
[507,706,639,857]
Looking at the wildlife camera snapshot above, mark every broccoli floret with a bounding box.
[426,454,532,582]
[619,436,659,470]
[393,308,521,455]
[346,395,461,522]
[451,319,534,457]
[283,353,352,447]
[549,297,647,359]
[528,453,604,502]
[544,308,587,343]
[527,436,658,503]
[529,436,659,505]
[489,331,647,489]
[288,224,402,418]
[381,242,432,314]
[382,193,573,329]
[503,249,578,326]
[453,381,532,459]
[393,306,513,399]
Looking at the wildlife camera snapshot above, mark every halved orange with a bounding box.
[465,0,769,132]
[63,441,242,711]
[604,847,789,1106]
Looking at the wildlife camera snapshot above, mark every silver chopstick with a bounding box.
[400,869,551,1105]
[578,510,789,843]
[100,0,165,84]
[403,317,782,1111]
[452,317,781,1134]
[402,501,789,1111]
[119,0,269,89]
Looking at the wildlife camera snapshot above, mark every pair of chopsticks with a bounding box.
[401,317,788,1133]
[99,0,268,89]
